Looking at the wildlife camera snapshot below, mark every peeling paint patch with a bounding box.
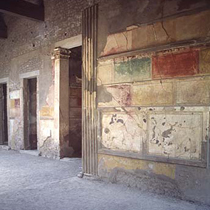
[152,50,199,79]
[9,118,23,150]
[9,90,20,99]
[132,82,173,106]
[98,154,176,179]
[97,61,114,85]
[101,10,210,56]
[98,85,131,107]
[101,112,146,152]
[46,85,54,107]
[101,31,132,56]
[176,79,210,105]
[97,85,113,104]
[148,112,202,160]
[39,119,59,159]
[132,22,172,50]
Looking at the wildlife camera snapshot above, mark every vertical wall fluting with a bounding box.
[82,4,98,175]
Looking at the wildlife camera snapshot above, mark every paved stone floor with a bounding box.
[0,149,209,210]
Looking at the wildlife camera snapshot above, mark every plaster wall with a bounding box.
[97,0,210,205]
[0,0,96,158]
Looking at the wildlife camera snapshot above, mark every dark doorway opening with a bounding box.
[69,46,82,157]
[24,78,37,150]
[0,84,8,145]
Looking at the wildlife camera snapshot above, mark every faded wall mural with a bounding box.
[97,9,210,167]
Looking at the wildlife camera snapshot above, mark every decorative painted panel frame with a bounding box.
[98,106,209,168]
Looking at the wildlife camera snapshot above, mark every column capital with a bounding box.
[51,47,71,60]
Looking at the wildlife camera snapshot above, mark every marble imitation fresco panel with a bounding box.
[100,107,208,164]
[148,112,203,160]
[101,112,147,153]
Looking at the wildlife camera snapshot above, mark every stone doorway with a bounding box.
[0,83,8,146]
[23,78,38,150]
[68,46,82,157]
[52,36,83,159]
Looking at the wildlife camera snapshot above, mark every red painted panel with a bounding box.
[152,50,199,79]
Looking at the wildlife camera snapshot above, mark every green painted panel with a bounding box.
[114,57,151,83]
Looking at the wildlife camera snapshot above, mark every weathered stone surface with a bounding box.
[0,0,90,156]
[101,10,210,56]
[9,90,20,99]
[98,85,131,107]
[102,30,132,56]
[46,85,54,107]
[114,57,151,83]
[40,106,54,118]
[176,79,210,105]
[9,118,23,150]
[9,90,21,118]
[148,112,202,160]
[98,0,210,55]
[175,10,210,41]
[39,119,59,158]
[131,24,153,50]
[101,112,147,152]
[39,119,54,142]
[152,50,199,79]
[132,82,174,106]
[97,60,114,85]
[132,22,173,51]
[98,154,176,179]
[10,99,20,118]
[200,48,210,74]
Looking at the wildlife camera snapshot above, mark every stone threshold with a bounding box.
[19,150,40,156]
[0,145,10,150]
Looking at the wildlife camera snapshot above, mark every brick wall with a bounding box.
[0,0,99,77]
[0,0,102,153]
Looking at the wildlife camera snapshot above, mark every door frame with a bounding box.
[53,35,82,158]
[0,77,9,146]
[20,71,39,150]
